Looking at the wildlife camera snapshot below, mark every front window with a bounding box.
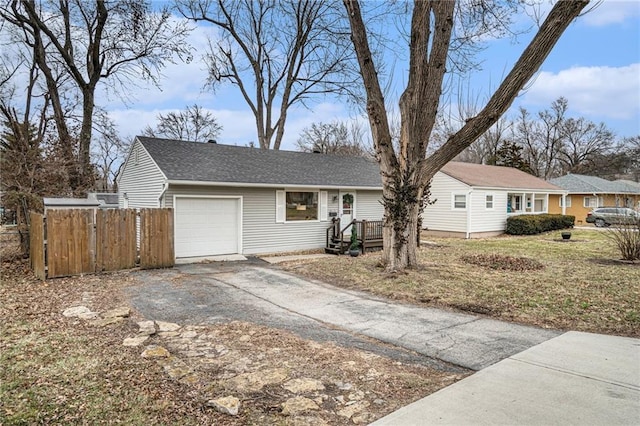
[286,191,318,221]
[560,196,572,207]
[453,194,466,210]
[584,196,603,208]
[485,194,494,210]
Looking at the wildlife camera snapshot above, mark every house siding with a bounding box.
[422,173,469,232]
[118,140,166,208]
[549,193,640,225]
[469,190,509,233]
[356,190,384,220]
[165,185,348,255]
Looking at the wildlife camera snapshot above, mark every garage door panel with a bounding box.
[175,197,240,257]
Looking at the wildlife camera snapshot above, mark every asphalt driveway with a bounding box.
[127,261,560,371]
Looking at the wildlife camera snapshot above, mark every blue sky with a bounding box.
[105,0,640,150]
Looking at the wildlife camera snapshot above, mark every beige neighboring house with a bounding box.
[548,174,640,225]
[422,162,566,238]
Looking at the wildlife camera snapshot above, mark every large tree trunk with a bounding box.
[79,87,96,191]
[345,0,590,272]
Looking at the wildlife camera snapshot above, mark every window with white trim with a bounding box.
[485,194,494,210]
[276,190,327,222]
[583,196,603,208]
[452,193,467,210]
[559,196,572,207]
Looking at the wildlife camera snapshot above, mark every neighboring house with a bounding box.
[118,137,385,259]
[43,193,119,213]
[548,174,640,224]
[422,162,567,238]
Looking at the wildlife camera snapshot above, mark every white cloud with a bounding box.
[521,64,640,120]
[582,0,640,27]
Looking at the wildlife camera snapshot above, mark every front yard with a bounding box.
[282,229,639,337]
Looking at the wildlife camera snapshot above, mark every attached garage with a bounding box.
[174,196,242,258]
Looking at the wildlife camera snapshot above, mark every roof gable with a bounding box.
[136,136,382,188]
[440,162,562,191]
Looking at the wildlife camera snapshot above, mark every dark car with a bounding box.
[585,207,640,227]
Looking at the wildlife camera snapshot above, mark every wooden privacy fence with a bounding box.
[30,208,174,279]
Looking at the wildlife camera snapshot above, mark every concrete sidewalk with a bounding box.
[373,331,640,425]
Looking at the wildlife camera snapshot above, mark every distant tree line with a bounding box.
[449,97,639,181]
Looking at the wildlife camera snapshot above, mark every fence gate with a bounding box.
[96,209,137,272]
[47,209,96,278]
[29,208,174,279]
[139,208,174,269]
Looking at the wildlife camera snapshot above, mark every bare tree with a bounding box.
[557,117,615,174]
[296,120,371,156]
[142,104,223,142]
[176,0,355,150]
[91,112,130,192]
[344,0,590,271]
[1,0,192,191]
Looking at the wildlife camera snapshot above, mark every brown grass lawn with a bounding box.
[282,229,640,337]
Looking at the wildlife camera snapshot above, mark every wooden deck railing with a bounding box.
[326,218,384,254]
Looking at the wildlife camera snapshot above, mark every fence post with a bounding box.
[29,212,46,280]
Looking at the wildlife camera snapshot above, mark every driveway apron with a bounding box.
[128,263,560,371]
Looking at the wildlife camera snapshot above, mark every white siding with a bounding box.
[118,140,166,208]
[355,190,384,220]
[469,190,509,233]
[422,173,469,232]
[165,185,337,255]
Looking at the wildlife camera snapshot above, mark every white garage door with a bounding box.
[175,197,240,258]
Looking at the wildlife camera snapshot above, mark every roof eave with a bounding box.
[167,179,383,191]
[472,186,566,193]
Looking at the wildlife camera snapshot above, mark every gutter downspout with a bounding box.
[465,188,473,239]
[561,192,567,215]
[158,181,168,207]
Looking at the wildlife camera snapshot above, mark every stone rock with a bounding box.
[283,378,325,394]
[137,320,156,336]
[91,317,125,327]
[181,330,198,338]
[123,335,150,347]
[77,311,99,320]
[179,373,200,385]
[158,331,181,338]
[373,398,385,405]
[347,390,365,401]
[141,345,170,358]
[62,306,92,318]
[335,381,353,391]
[337,401,370,419]
[207,396,241,416]
[352,412,374,424]
[156,321,181,332]
[164,362,192,380]
[238,334,251,342]
[228,368,289,392]
[102,307,131,319]
[281,397,319,416]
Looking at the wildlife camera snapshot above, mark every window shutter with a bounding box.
[320,191,328,221]
[276,190,285,223]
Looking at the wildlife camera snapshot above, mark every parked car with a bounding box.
[585,207,640,227]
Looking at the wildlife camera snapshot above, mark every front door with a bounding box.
[339,191,356,233]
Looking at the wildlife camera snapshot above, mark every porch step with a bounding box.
[324,246,342,255]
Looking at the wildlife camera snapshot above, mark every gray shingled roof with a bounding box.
[138,136,383,188]
[549,174,640,194]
